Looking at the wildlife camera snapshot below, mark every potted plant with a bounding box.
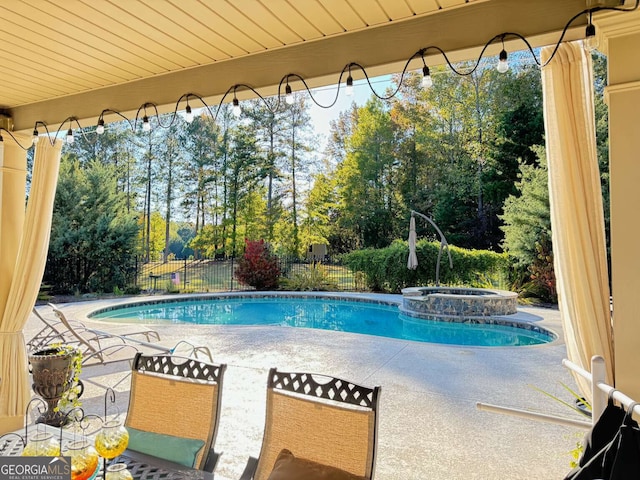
[29,344,83,426]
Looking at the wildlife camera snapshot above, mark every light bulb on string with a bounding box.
[142,115,151,132]
[285,84,294,105]
[232,97,241,117]
[96,119,105,135]
[496,49,509,73]
[185,104,194,123]
[66,128,74,144]
[32,128,39,145]
[345,75,354,96]
[0,133,4,159]
[421,65,433,89]
[585,12,599,52]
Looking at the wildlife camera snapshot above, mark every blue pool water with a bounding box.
[91,296,555,347]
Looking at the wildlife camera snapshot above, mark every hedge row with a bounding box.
[342,239,512,293]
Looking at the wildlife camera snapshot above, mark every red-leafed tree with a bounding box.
[234,239,281,290]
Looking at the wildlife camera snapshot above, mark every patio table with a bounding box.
[0,424,219,480]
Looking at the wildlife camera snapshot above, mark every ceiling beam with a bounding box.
[10,0,587,132]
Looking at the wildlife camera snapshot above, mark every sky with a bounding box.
[306,75,393,150]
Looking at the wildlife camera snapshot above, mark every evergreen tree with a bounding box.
[281,94,316,256]
[244,98,288,242]
[500,146,555,301]
[179,114,220,247]
[45,156,139,293]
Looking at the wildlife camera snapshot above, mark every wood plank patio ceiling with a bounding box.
[0,0,472,111]
[0,0,590,132]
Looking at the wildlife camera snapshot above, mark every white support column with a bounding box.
[597,9,640,399]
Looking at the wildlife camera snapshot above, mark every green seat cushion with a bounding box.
[267,449,367,480]
[126,427,205,468]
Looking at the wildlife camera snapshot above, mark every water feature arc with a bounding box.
[409,210,453,286]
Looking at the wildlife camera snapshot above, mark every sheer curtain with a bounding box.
[0,136,61,434]
[541,42,614,398]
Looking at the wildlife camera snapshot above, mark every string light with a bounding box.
[96,109,132,136]
[0,132,4,159]
[345,74,354,96]
[421,65,433,89]
[232,97,241,117]
[5,1,635,151]
[585,11,599,52]
[496,35,509,73]
[185,104,194,123]
[497,49,509,73]
[285,83,294,105]
[32,127,39,145]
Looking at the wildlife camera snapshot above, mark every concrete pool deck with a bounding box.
[25,293,588,479]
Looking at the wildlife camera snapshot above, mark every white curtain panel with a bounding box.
[541,41,614,399]
[0,136,61,434]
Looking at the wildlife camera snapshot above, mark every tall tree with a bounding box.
[45,156,139,293]
[281,94,316,256]
[302,167,337,247]
[158,125,182,262]
[227,127,264,257]
[336,97,399,248]
[245,98,288,242]
[179,114,220,248]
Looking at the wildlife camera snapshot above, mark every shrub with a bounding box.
[164,280,180,294]
[280,264,338,291]
[235,239,281,290]
[342,240,511,293]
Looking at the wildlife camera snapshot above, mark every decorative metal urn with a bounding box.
[28,347,76,426]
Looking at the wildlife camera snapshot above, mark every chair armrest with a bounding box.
[239,456,259,480]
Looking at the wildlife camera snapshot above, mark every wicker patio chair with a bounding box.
[123,353,227,472]
[240,368,381,480]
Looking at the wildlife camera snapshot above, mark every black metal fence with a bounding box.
[135,255,360,293]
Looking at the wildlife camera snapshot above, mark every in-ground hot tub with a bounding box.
[401,286,518,319]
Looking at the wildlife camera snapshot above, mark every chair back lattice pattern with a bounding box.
[268,370,378,409]
[125,353,226,470]
[133,353,224,382]
[253,368,380,480]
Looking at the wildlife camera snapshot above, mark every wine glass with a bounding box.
[105,463,133,480]
[62,440,100,480]
[21,431,61,456]
[94,419,129,460]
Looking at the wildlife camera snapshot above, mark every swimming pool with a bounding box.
[90,295,555,347]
